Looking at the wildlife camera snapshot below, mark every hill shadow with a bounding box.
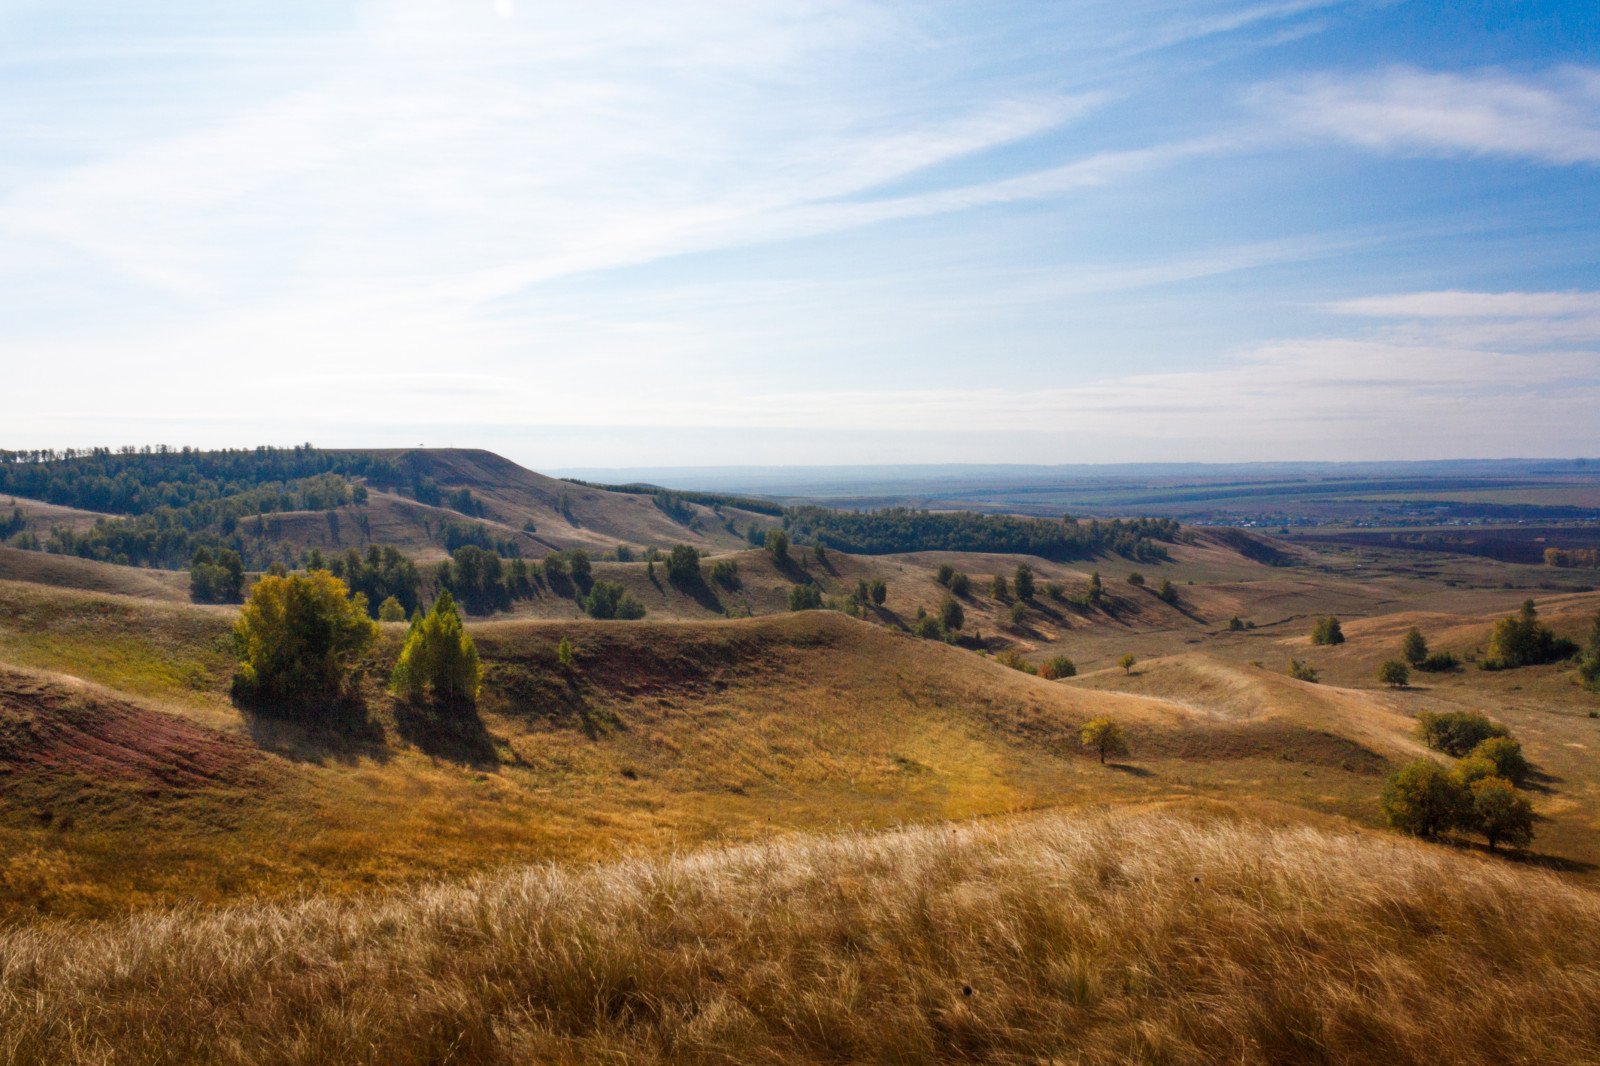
[671,572,725,612]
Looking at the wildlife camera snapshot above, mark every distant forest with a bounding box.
[783,507,1178,561]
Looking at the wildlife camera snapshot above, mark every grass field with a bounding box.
[7,802,1600,1065]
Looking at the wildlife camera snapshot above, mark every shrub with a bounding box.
[949,572,971,597]
[1401,628,1428,666]
[913,616,946,640]
[1483,600,1578,669]
[939,596,965,632]
[1087,572,1103,604]
[377,596,407,622]
[1009,602,1028,626]
[1080,718,1128,764]
[1377,660,1410,688]
[231,571,377,710]
[763,530,789,560]
[1156,579,1178,604]
[1468,777,1535,852]
[581,581,646,620]
[1045,581,1064,601]
[869,578,887,606]
[787,584,822,611]
[556,637,574,670]
[666,544,702,585]
[1417,651,1459,673]
[1471,736,1530,788]
[1416,711,1509,757]
[1228,616,1246,632]
[709,559,740,589]
[1039,655,1077,680]
[991,574,1008,600]
[1127,572,1145,587]
[1286,658,1319,683]
[1382,760,1468,838]
[1014,565,1035,601]
[935,564,954,586]
[391,591,482,708]
[996,649,1035,675]
[1311,616,1344,646]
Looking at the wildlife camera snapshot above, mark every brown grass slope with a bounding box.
[0,546,189,602]
[6,803,1600,1065]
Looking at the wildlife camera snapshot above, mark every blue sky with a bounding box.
[2,0,1596,466]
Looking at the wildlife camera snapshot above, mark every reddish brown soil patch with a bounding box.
[0,666,263,790]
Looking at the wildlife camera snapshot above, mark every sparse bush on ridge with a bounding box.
[1311,616,1344,645]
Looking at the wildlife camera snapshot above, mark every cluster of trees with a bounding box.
[0,444,395,516]
[995,650,1076,679]
[1384,711,1536,852]
[1483,600,1578,670]
[788,584,823,611]
[1400,627,1458,673]
[560,479,785,518]
[935,565,973,597]
[189,546,245,603]
[231,570,379,711]
[1286,658,1319,683]
[782,508,1178,562]
[1544,547,1600,569]
[320,546,422,619]
[391,592,482,708]
[439,519,521,557]
[1310,616,1344,645]
[581,580,645,619]
[0,506,23,539]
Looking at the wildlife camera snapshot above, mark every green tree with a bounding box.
[869,578,887,606]
[391,591,482,708]
[1401,628,1429,666]
[1311,616,1345,645]
[991,574,1008,600]
[566,549,592,586]
[1468,776,1535,852]
[1471,736,1531,788]
[1378,659,1410,688]
[936,564,954,586]
[1228,616,1246,632]
[581,580,646,620]
[1081,718,1129,764]
[1416,711,1508,757]
[939,596,965,631]
[949,572,971,596]
[377,595,407,622]
[1287,658,1319,683]
[812,543,828,565]
[1119,653,1136,675]
[1014,564,1035,601]
[666,544,702,585]
[1381,759,1467,838]
[1009,601,1028,626]
[787,584,822,611]
[1127,572,1145,587]
[557,636,574,670]
[1088,571,1103,604]
[231,571,378,709]
[1156,578,1178,604]
[1485,599,1577,669]
[764,529,790,560]
[189,546,245,604]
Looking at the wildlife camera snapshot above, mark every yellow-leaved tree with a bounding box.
[232,570,378,712]
[391,590,482,710]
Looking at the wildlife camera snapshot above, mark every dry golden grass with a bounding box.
[4,803,1600,1064]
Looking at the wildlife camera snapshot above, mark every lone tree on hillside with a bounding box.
[949,572,971,597]
[991,574,1009,600]
[1378,659,1410,688]
[666,544,702,585]
[1381,759,1467,839]
[1469,777,1535,852]
[231,570,378,711]
[557,637,574,671]
[1311,616,1345,646]
[1402,627,1429,666]
[764,529,790,560]
[1014,564,1035,602]
[939,595,965,632]
[869,578,887,607]
[936,564,954,586]
[391,591,482,709]
[1119,653,1137,675]
[1156,578,1178,604]
[1081,718,1129,764]
[1088,571,1104,604]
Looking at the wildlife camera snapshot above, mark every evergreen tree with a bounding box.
[1401,628,1429,666]
[392,591,482,709]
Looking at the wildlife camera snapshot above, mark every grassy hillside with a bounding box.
[0,576,1438,919]
[7,803,1600,1064]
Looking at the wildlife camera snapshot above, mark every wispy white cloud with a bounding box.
[1256,65,1600,164]
[1328,290,1600,318]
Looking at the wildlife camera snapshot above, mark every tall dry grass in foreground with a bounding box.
[4,806,1600,1064]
